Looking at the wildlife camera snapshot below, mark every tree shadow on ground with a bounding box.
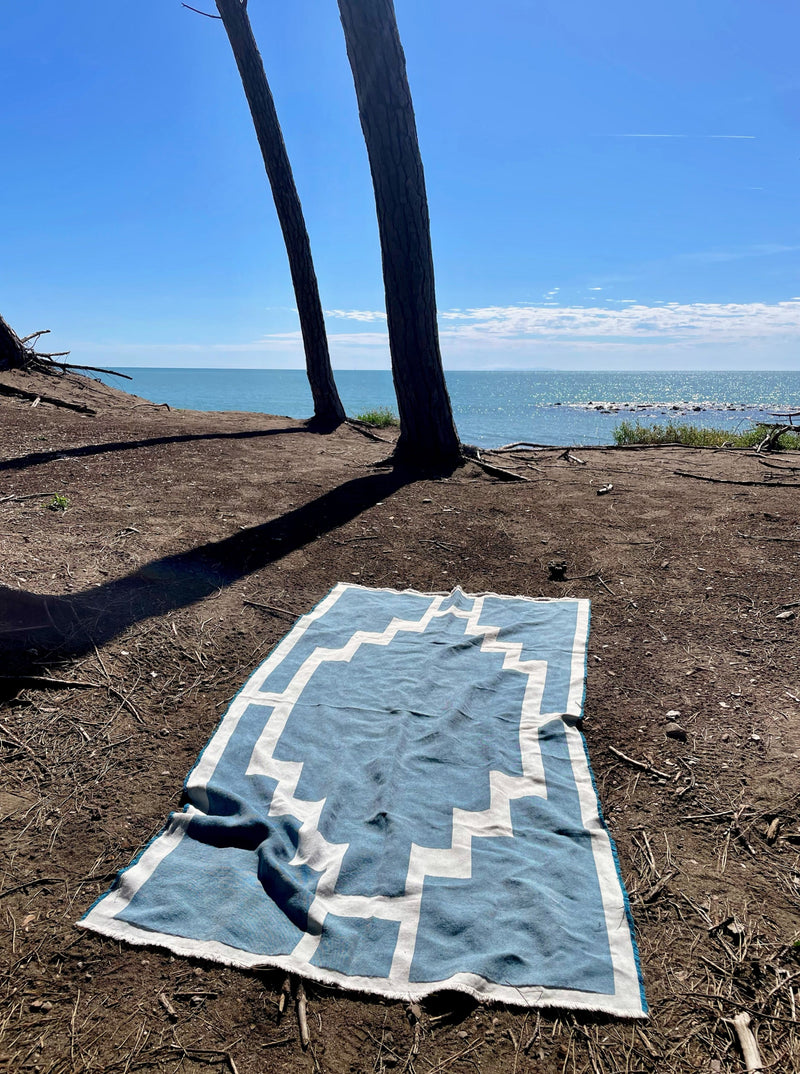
[1,463,435,680]
[0,425,309,474]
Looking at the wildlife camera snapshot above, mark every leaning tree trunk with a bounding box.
[215,0,345,427]
[337,0,460,466]
[0,313,30,371]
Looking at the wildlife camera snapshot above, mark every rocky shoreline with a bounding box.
[552,400,792,417]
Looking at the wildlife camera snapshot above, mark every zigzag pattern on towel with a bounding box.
[242,593,550,981]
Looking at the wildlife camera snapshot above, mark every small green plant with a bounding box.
[355,407,399,428]
[46,494,70,512]
[612,419,800,450]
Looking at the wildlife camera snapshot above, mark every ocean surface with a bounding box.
[97,369,800,449]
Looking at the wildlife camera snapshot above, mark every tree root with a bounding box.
[0,313,129,380]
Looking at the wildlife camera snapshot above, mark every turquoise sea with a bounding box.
[97,369,800,449]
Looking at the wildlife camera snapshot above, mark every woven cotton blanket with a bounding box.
[81,584,646,1016]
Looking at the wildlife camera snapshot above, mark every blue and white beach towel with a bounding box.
[81,585,646,1017]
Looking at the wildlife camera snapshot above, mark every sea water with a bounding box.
[96,368,800,449]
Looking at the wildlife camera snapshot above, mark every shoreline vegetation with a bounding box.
[613,418,800,449]
[355,406,400,427]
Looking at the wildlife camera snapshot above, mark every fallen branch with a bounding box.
[730,1012,763,1072]
[295,978,309,1049]
[638,871,676,904]
[469,453,530,482]
[0,382,96,415]
[0,876,62,900]
[491,441,549,452]
[49,361,133,380]
[278,974,291,1015]
[0,720,51,773]
[158,992,178,1022]
[0,674,101,690]
[608,745,671,780]
[559,449,586,464]
[673,469,800,488]
[683,992,800,1027]
[331,534,380,545]
[345,419,392,443]
[755,423,793,454]
[0,492,56,504]
[406,1001,423,1058]
[1,313,129,380]
[243,598,298,619]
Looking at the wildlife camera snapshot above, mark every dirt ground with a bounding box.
[1,367,799,1074]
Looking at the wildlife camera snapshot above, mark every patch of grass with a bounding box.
[46,494,70,512]
[355,407,399,428]
[612,419,800,450]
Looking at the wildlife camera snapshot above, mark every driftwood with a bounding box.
[0,382,96,415]
[461,444,529,481]
[755,423,793,454]
[491,441,550,452]
[673,470,800,488]
[1,313,126,380]
[46,360,131,380]
[559,449,586,464]
[471,456,530,482]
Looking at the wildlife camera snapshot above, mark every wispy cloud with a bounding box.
[78,299,800,371]
[436,300,800,342]
[325,308,387,322]
[325,299,800,343]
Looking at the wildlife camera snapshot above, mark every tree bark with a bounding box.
[337,0,460,466]
[215,0,345,427]
[0,313,29,371]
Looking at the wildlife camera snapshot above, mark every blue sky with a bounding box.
[2,0,799,370]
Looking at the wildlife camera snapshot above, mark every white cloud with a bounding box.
[325,309,387,322]
[77,299,800,370]
[436,299,800,342]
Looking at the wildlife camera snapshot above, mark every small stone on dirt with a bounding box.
[665,722,687,742]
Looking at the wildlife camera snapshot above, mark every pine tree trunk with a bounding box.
[215,0,345,426]
[0,313,29,371]
[337,0,460,466]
